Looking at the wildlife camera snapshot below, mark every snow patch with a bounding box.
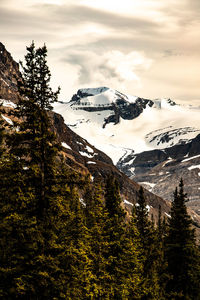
[129,167,135,174]
[188,164,200,171]
[87,161,96,164]
[124,199,134,206]
[1,114,13,125]
[62,142,72,150]
[0,99,16,108]
[124,156,136,165]
[182,154,200,162]
[79,151,94,158]
[146,205,150,212]
[85,145,94,153]
[79,198,86,207]
[165,212,171,218]
[162,158,173,167]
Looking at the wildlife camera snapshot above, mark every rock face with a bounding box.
[117,134,200,215]
[0,42,21,102]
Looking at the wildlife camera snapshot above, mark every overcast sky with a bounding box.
[1,0,200,104]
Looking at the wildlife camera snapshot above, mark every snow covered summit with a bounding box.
[54,87,200,164]
[70,87,138,108]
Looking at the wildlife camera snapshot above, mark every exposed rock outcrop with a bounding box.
[0,42,21,102]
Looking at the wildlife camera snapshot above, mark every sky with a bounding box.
[0,0,200,104]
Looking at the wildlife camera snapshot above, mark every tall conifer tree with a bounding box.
[8,41,61,217]
[104,176,143,299]
[84,183,110,298]
[135,187,160,299]
[165,179,200,299]
[0,42,67,299]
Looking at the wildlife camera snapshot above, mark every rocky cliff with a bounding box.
[0,42,21,102]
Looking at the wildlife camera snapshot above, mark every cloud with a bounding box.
[64,50,153,91]
[0,0,199,103]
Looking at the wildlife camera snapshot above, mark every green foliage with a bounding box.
[165,179,200,299]
[7,41,61,218]
[135,187,161,299]
[104,176,143,299]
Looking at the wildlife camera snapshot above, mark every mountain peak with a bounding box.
[78,87,109,96]
[71,86,139,107]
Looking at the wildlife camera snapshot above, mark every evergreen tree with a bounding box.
[135,187,160,299]
[156,205,169,299]
[8,41,61,217]
[125,204,145,299]
[104,176,143,299]
[84,183,111,298]
[0,42,66,299]
[165,179,200,299]
[59,184,94,299]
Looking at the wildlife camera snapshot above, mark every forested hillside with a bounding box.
[0,42,200,299]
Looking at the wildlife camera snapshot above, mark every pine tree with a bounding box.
[59,184,94,299]
[165,179,200,299]
[156,205,169,299]
[8,41,61,217]
[0,42,66,299]
[104,176,143,299]
[135,187,160,299]
[84,183,107,297]
[124,204,145,299]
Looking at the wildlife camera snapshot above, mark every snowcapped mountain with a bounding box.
[54,87,200,214]
[54,87,200,164]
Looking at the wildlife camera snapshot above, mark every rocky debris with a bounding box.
[0,42,21,102]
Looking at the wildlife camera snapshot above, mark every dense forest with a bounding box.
[0,42,200,299]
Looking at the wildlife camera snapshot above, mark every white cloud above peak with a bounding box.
[0,0,199,103]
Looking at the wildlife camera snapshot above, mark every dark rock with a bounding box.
[0,42,21,102]
[117,134,200,215]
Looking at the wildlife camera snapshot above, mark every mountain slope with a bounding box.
[0,42,173,221]
[117,134,200,214]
